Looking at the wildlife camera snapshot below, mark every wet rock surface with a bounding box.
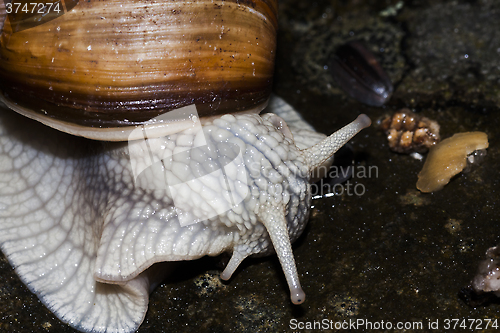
[2,0,500,331]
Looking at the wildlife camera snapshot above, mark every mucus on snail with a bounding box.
[0,1,371,332]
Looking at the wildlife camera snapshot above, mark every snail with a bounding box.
[0,1,371,333]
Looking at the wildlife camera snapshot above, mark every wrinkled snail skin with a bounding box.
[0,96,370,333]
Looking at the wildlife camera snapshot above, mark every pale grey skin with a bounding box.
[0,96,370,333]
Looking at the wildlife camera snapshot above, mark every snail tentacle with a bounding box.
[303,114,371,170]
[259,202,306,304]
[220,250,250,280]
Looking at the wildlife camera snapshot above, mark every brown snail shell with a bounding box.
[0,0,277,140]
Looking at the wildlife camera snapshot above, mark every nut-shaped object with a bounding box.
[379,109,440,154]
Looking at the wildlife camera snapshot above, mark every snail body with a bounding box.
[0,100,370,333]
[0,1,371,332]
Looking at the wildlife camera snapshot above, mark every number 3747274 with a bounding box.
[443,318,499,330]
[5,2,62,14]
